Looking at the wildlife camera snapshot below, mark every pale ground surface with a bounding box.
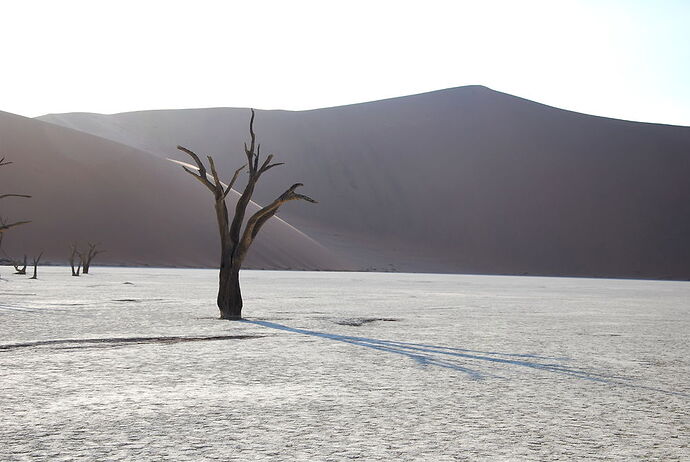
[0,267,688,461]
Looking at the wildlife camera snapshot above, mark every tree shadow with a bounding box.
[243,320,688,397]
[244,320,597,381]
[0,334,263,352]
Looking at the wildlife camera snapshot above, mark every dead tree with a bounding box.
[179,109,316,319]
[0,157,31,236]
[69,243,82,276]
[81,243,103,274]
[0,236,28,275]
[13,255,27,275]
[29,251,43,279]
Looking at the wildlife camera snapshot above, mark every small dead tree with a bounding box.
[29,251,43,279]
[81,242,103,274]
[13,255,27,275]
[179,109,316,319]
[0,157,31,236]
[0,158,30,278]
[69,243,82,276]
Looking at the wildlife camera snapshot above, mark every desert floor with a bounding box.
[1,267,688,461]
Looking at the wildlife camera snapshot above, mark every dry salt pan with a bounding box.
[1,267,688,460]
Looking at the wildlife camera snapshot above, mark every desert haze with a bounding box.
[1,85,689,278]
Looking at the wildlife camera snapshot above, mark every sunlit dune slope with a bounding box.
[0,110,346,270]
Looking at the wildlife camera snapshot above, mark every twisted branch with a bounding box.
[237,183,316,258]
[0,220,31,234]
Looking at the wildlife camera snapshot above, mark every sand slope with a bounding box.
[39,86,690,278]
[0,110,345,270]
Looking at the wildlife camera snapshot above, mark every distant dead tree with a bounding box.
[0,250,28,275]
[178,109,316,319]
[12,255,27,275]
[0,157,31,236]
[81,242,103,274]
[1,157,30,278]
[29,251,43,279]
[69,243,82,276]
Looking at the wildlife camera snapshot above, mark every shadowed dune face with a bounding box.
[36,86,690,279]
[0,111,345,270]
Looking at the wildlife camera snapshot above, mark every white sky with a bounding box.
[1,0,689,126]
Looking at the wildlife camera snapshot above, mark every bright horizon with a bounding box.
[1,0,689,126]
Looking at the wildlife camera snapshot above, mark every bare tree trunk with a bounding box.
[218,263,242,319]
[69,244,81,276]
[214,197,241,318]
[30,252,43,279]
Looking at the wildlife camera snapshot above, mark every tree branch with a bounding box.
[87,242,104,258]
[250,209,278,241]
[237,183,316,258]
[223,164,247,199]
[258,154,274,174]
[0,220,31,233]
[231,109,263,244]
[177,146,205,174]
[248,109,256,156]
[244,109,258,175]
[182,166,215,190]
[230,178,257,246]
[178,146,215,190]
[260,162,284,174]
[206,156,224,197]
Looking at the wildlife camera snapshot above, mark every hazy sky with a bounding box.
[2,0,688,125]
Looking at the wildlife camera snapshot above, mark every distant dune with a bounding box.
[0,110,345,270]
[2,85,689,279]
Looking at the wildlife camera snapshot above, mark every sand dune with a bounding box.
[0,110,345,270]
[37,86,690,279]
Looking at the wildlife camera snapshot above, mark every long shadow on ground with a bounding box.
[244,320,689,397]
[0,335,263,351]
[244,320,596,381]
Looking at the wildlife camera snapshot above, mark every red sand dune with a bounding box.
[3,85,689,279]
